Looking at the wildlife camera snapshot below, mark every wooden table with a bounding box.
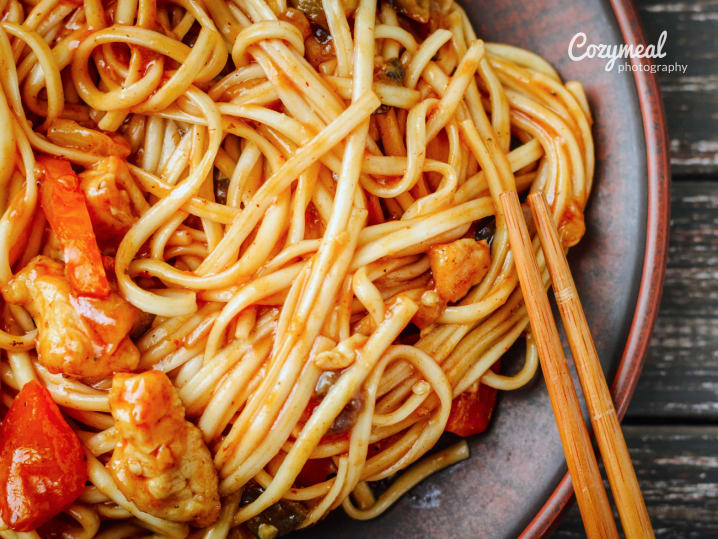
[557,1,718,535]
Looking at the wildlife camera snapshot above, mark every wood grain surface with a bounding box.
[557,183,718,534]
[628,182,718,420]
[556,2,718,535]
[636,0,718,176]
[557,427,718,537]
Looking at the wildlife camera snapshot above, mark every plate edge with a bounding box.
[518,0,672,536]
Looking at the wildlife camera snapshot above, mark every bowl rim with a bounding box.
[518,0,671,536]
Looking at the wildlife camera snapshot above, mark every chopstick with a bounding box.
[528,192,654,538]
[499,190,619,539]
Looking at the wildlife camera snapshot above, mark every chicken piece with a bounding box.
[79,156,136,248]
[1,256,140,378]
[428,238,491,303]
[108,371,220,528]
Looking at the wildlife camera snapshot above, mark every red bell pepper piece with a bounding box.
[37,156,110,297]
[294,458,334,488]
[445,361,500,437]
[0,380,88,531]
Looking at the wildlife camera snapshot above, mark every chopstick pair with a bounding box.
[498,191,654,539]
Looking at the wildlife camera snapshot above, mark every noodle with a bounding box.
[0,0,594,536]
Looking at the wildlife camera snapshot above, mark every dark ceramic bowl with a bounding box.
[305,1,671,536]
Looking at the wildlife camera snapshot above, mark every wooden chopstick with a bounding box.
[528,192,654,538]
[499,190,619,539]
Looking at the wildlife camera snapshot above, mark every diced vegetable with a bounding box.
[0,380,88,531]
[242,482,308,537]
[289,0,324,25]
[304,29,336,69]
[314,371,341,397]
[289,0,358,27]
[279,8,312,39]
[214,172,230,205]
[37,156,110,297]
[294,458,334,487]
[326,396,363,435]
[302,379,363,441]
[474,215,496,245]
[445,362,500,437]
[376,57,406,85]
[391,0,430,23]
[558,199,586,248]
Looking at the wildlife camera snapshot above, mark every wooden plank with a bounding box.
[636,0,718,176]
[627,181,718,419]
[629,315,718,419]
[555,426,718,537]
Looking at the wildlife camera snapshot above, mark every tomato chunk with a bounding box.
[445,361,500,437]
[294,458,334,488]
[0,380,88,531]
[37,156,110,297]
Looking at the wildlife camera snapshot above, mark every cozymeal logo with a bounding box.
[568,30,687,74]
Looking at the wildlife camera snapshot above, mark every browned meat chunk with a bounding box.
[79,156,136,247]
[2,256,140,378]
[428,238,491,302]
[108,371,221,528]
